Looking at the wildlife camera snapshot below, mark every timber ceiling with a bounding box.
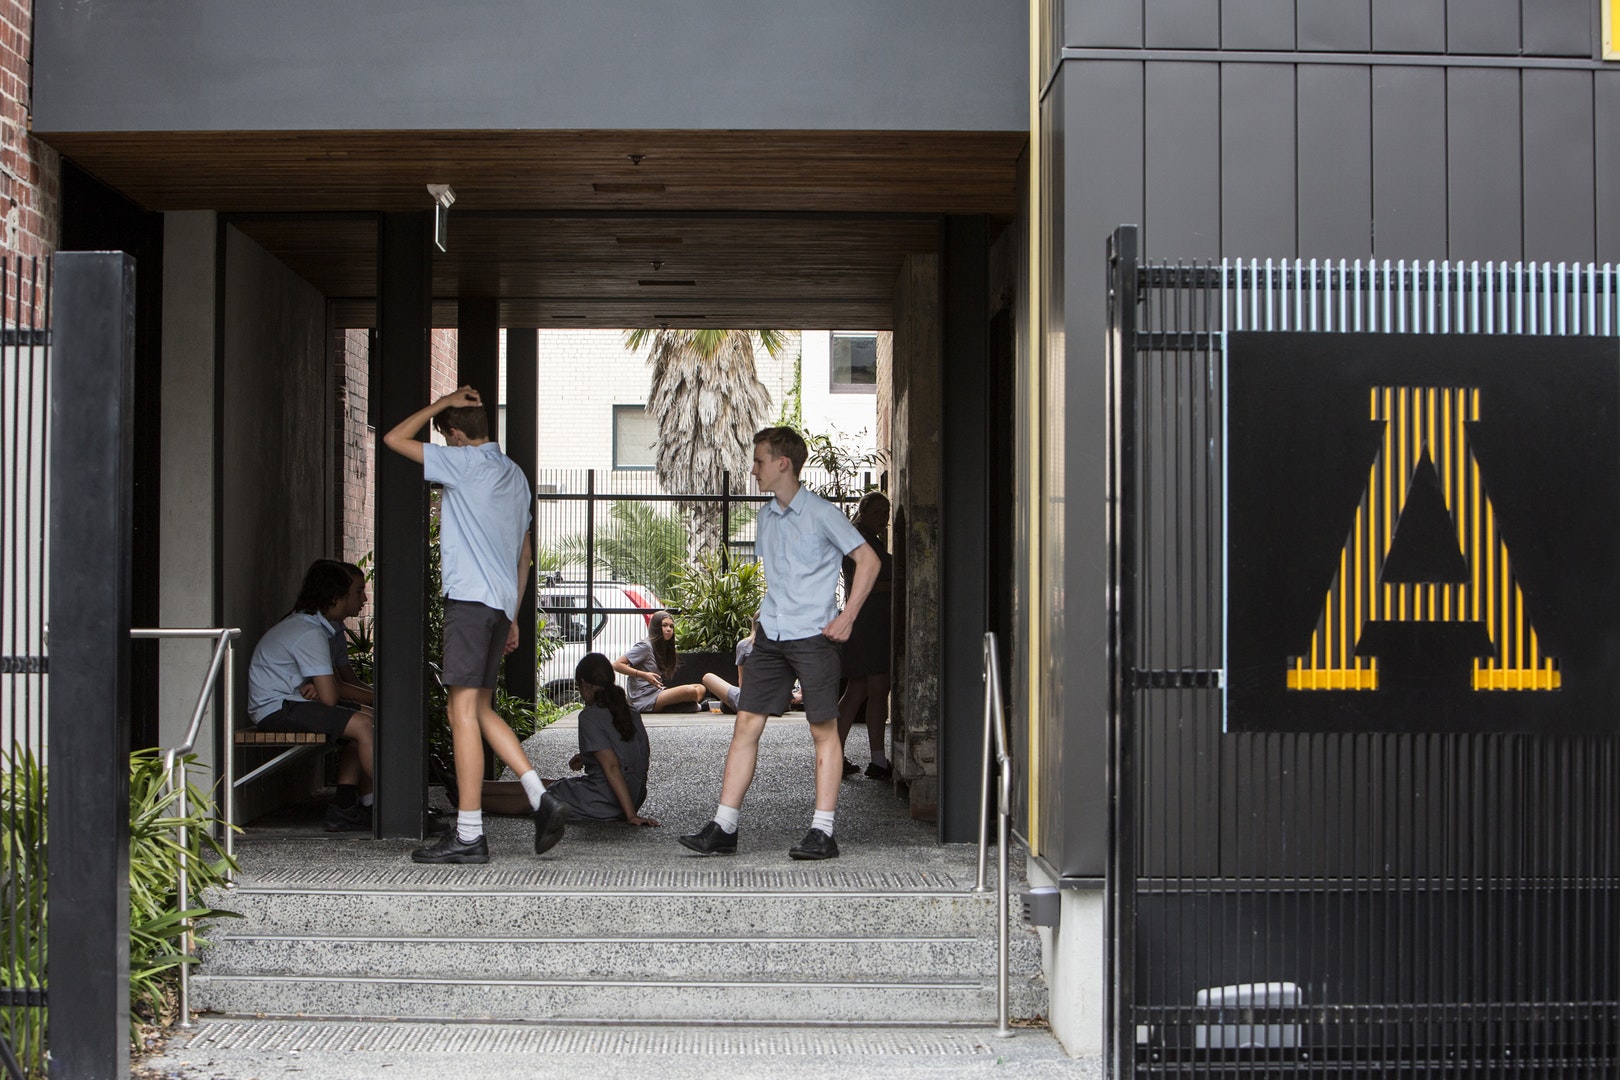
[42,129,1026,328]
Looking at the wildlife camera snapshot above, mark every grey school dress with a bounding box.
[544,704,651,821]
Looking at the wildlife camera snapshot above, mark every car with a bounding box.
[536,578,662,704]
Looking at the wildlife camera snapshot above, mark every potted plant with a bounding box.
[668,554,766,686]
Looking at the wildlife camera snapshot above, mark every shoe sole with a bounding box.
[410,849,489,864]
[534,800,570,856]
[677,835,737,856]
[788,847,839,861]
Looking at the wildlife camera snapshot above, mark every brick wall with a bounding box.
[0,0,59,310]
[334,328,374,565]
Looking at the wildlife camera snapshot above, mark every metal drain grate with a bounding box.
[236,866,963,892]
[184,1020,998,1056]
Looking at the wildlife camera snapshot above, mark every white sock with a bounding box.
[811,809,835,836]
[520,770,546,810]
[359,793,374,807]
[456,809,483,843]
[714,804,741,834]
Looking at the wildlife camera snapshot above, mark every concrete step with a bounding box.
[189,971,1049,1025]
[206,885,1007,938]
[201,931,1038,981]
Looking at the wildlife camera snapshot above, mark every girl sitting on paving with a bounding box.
[544,652,659,826]
[614,610,709,713]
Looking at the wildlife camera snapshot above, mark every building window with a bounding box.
[613,404,658,470]
[830,332,878,393]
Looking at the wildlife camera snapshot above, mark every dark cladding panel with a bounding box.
[1298,0,1371,52]
[1058,59,1143,877]
[1220,0,1296,51]
[1145,63,1220,258]
[1066,0,1142,47]
[1145,0,1220,48]
[1297,65,1373,259]
[1522,69,1594,263]
[1447,67,1523,261]
[1445,0,1521,55]
[1600,71,1620,263]
[1222,63,1297,256]
[1521,0,1593,57]
[1372,66,1447,257]
[1372,0,1445,52]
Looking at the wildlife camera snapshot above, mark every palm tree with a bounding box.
[624,328,788,554]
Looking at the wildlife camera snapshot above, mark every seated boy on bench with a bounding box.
[246,560,377,832]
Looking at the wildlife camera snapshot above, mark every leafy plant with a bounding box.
[0,750,45,1075]
[127,748,239,1033]
[803,427,888,510]
[668,554,766,653]
[776,352,804,429]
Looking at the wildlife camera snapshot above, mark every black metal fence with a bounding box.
[0,258,50,1079]
[1106,225,1620,1077]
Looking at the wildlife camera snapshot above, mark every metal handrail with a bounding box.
[131,626,240,1031]
[973,631,1014,1038]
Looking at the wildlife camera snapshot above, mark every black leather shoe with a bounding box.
[678,820,738,855]
[532,791,570,856]
[788,828,840,861]
[864,762,893,781]
[323,801,371,832]
[841,757,860,778]
[411,829,489,864]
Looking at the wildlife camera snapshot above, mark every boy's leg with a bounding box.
[718,710,768,809]
[808,718,843,811]
[446,686,488,813]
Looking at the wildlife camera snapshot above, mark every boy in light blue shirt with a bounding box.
[679,426,879,861]
[384,386,565,864]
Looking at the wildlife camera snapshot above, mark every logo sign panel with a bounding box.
[1224,333,1620,733]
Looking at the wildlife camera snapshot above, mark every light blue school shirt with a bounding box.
[423,442,533,620]
[247,611,337,723]
[755,485,866,641]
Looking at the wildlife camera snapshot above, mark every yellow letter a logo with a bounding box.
[1287,386,1559,692]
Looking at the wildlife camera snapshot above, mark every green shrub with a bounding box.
[0,750,45,1075]
[669,554,766,653]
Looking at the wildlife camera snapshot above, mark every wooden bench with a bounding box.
[233,729,341,789]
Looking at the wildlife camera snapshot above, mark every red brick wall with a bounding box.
[0,0,60,311]
[431,328,457,397]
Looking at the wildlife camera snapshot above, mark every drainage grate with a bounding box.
[183,1020,998,1056]
[236,866,962,892]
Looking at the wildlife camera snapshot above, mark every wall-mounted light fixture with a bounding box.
[427,184,456,252]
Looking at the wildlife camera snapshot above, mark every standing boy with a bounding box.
[679,427,879,860]
[384,385,568,864]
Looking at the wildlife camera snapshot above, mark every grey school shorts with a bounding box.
[442,598,511,689]
[255,699,357,740]
[737,632,841,723]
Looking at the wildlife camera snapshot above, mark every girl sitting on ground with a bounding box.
[543,652,658,825]
[614,610,708,713]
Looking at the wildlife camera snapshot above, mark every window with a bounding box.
[830,332,878,393]
[613,404,658,470]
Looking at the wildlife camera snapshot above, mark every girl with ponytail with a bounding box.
[543,652,658,826]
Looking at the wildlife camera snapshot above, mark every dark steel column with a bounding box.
[374,213,432,839]
[49,251,135,1077]
[456,297,499,412]
[503,327,539,702]
[938,215,990,843]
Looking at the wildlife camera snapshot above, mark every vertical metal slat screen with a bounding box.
[0,257,49,1079]
[1109,228,1619,1078]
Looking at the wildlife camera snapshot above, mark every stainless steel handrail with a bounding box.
[973,630,1014,1038]
[131,626,240,1031]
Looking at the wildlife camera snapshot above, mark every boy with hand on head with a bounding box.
[383,385,568,864]
[679,426,879,861]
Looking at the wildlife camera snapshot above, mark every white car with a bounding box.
[537,579,662,704]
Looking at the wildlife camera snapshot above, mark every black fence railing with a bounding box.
[0,257,50,1080]
[1106,226,1620,1078]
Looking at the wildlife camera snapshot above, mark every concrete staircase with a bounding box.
[193,861,1047,1025]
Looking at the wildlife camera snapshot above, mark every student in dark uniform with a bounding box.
[545,653,658,825]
